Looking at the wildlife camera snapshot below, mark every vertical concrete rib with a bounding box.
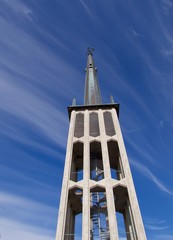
[111,108,147,240]
[82,110,90,240]
[55,110,76,240]
[98,109,119,240]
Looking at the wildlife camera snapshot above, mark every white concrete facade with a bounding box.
[55,104,147,240]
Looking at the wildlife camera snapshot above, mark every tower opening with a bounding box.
[103,112,115,136]
[90,141,104,181]
[113,186,137,240]
[89,112,100,137]
[107,140,124,180]
[64,187,83,240]
[70,142,83,182]
[74,113,84,138]
[117,212,127,239]
[90,187,110,240]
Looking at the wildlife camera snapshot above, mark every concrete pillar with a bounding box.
[82,110,90,240]
[98,109,119,240]
[111,108,147,240]
[56,111,76,240]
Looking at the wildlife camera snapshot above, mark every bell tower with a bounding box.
[55,49,147,240]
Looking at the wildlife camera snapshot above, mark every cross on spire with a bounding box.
[86,47,94,56]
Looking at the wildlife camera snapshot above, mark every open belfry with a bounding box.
[56,49,147,240]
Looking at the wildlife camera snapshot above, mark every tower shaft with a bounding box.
[56,52,147,240]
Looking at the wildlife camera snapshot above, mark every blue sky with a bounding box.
[0,0,173,239]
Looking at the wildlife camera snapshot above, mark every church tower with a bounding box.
[56,49,147,240]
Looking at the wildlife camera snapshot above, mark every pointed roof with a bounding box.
[84,48,102,105]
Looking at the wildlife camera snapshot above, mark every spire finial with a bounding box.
[86,47,94,56]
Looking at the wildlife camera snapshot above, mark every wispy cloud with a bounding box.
[0,8,85,150]
[2,0,33,20]
[130,159,173,196]
[79,0,92,16]
[161,47,173,56]
[161,0,173,14]
[0,191,55,217]
[0,163,58,192]
[0,192,56,240]
[146,225,169,230]
[154,234,173,240]
[124,131,157,165]
[0,218,53,240]
[130,27,140,38]
[0,78,68,147]
[145,218,169,231]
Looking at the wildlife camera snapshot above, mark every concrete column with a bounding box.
[82,110,90,240]
[98,109,119,240]
[65,204,75,240]
[126,199,137,240]
[111,108,147,240]
[124,200,137,240]
[56,110,76,240]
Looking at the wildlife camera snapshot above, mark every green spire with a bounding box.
[84,48,102,105]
